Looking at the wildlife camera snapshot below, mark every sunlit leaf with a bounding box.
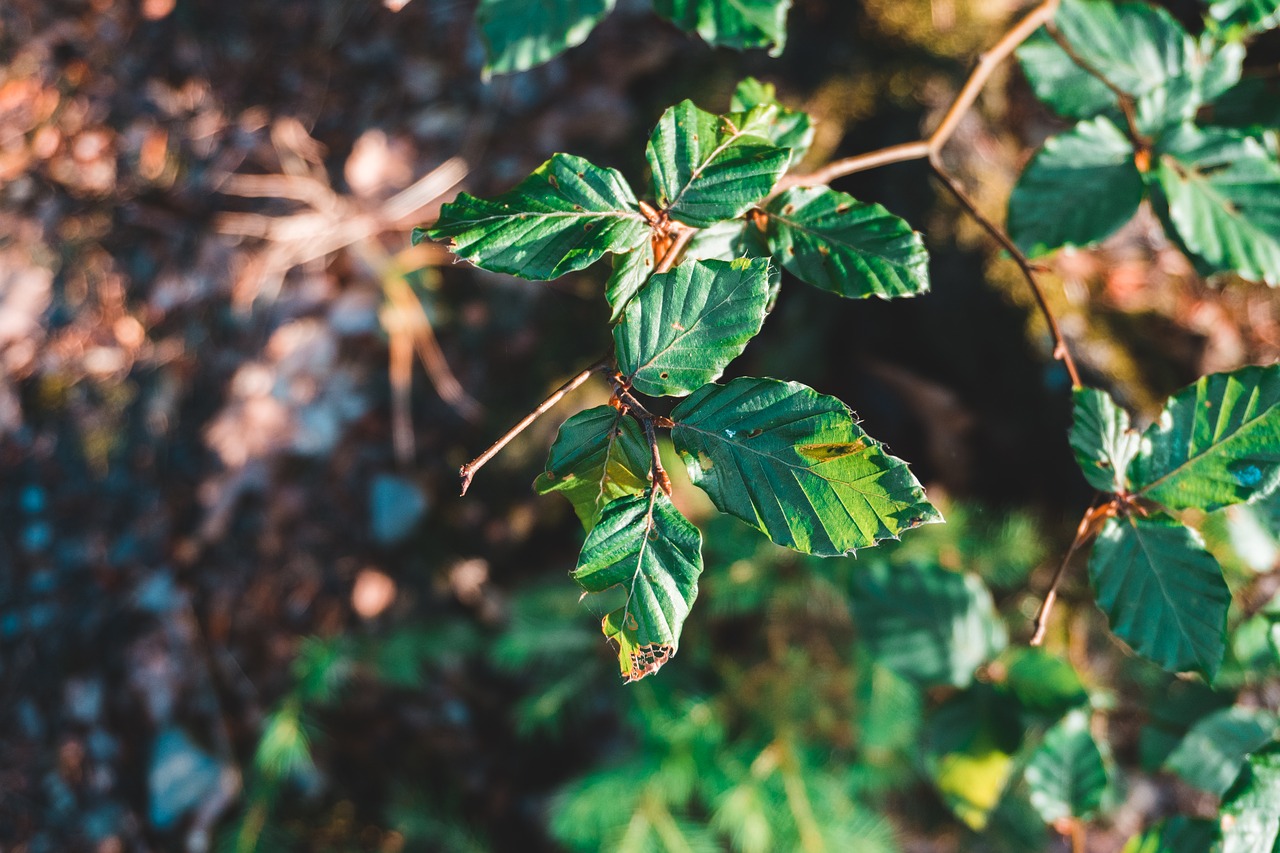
[730,78,814,165]
[605,220,775,322]
[1008,117,1144,258]
[1221,744,1280,853]
[1018,0,1240,133]
[851,562,1006,688]
[652,0,791,55]
[615,257,771,397]
[476,0,615,75]
[1088,514,1229,677]
[761,186,930,299]
[646,100,790,227]
[422,153,650,280]
[1024,710,1109,823]
[1130,364,1280,512]
[924,685,1022,830]
[535,406,652,529]
[670,377,941,556]
[1069,386,1141,494]
[1208,0,1280,34]
[1164,707,1277,796]
[572,490,703,682]
[1151,125,1280,286]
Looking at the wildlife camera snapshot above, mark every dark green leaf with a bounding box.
[572,489,703,682]
[730,77,814,165]
[1088,514,1229,677]
[670,377,941,556]
[534,406,651,529]
[1221,744,1280,853]
[1069,386,1141,493]
[645,100,790,227]
[1151,125,1280,286]
[1008,117,1144,257]
[424,153,649,280]
[615,257,771,397]
[1122,817,1219,853]
[761,186,930,299]
[652,0,790,55]
[1210,76,1280,133]
[1130,364,1280,512]
[1004,648,1090,719]
[476,0,614,75]
[1164,707,1277,796]
[1024,710,1109,823]
[850,562,1006,688]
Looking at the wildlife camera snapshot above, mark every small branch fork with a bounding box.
[780,0,1086,389]
[1030,491,1152,644]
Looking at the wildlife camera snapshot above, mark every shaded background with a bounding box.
[2,0,1279,851]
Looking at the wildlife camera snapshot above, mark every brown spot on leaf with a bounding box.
[797,440,868,461]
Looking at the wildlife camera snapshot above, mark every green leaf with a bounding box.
[1008,117,1144,258]
[605,220,774,322]
[652,0,791,55]
[475,0,615,75]
[572,489,703,682]
[1004,648,1090,719]
[1016,27,1116,121]
[1164,707,1277,796]
[1069,387,1142,494]
[670,377,941,556]
[1019,0,1239,133]
[1151,125,1280,286]
[923,685,1022,830]
[1049,0,1196,127]
[423,153,650,280]
[1208,0,1280,35]
[1088,514,1229,677]
[760,186,930,299]
[1025,710,1109,823]
[1130,364,1280,512]
[615,257,771,397]
[534,406,652,529]
[645,100,790,227]
[1210,76,1280,133]
[730,78,814,165]
[850,562,1006,688]
[1122,818,1219,853]
[1221,744,1280,853]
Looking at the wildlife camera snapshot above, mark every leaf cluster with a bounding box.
[422,82,941,682]
[1012,0,1280,286]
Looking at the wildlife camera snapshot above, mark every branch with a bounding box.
[458,357,609,495]
[782,0,1061,187]
[929,160,1083,388]
[1031,498,1112,645]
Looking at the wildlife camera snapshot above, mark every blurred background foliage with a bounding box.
[1,0,1279,851]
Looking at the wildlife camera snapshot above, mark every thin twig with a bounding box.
[458,358,609,495]
[654,223,696,275]
[929,160,1083,388]
[782,0,1060,188]
[642,417,672,496]
[1031,500,1108,645]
